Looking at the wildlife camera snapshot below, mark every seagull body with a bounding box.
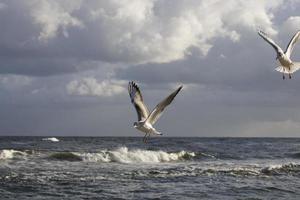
[128,81,182,143]
[258,30,300,79]
[134,121,161,135]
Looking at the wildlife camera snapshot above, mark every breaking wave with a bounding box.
[80,147,195,163]
[48,147,196,163]
[0,149,27,160]
[42,137,59,142]
[261,163,300,175]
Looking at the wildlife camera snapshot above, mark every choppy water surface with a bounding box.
[1,137,300,199]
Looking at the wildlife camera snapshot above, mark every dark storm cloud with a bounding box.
[117,32,300,92]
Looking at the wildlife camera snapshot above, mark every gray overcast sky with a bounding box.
[1,0,300,137]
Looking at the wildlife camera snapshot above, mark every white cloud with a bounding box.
[4,0,284,64]
[219,54,226,59]
[26,0,83,42]
[0,75,33,90]
[66,77,126,97]
[81,0,281,63]
[282,16,300,34]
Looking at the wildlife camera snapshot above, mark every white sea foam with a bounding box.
[78,147,195,163]
[0,149,26,160]
[260,163,300,175]
[42,137,59,142]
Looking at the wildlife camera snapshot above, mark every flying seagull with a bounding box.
[258,30,300,79]
[128,81,183,143]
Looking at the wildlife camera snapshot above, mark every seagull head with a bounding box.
[133,122,138,128]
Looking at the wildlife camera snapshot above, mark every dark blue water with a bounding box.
[1,137,300,199]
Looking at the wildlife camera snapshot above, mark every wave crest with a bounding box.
[0,149,27,160]
[80,147,195,163]
[48,152,82,161]
[261,163,300,175]
[42,137,59,142]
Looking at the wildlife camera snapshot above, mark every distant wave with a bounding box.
[205,163,300,177]
[47,147,196,163]
[130,167,261,178]
[200,163,300,177]
[261,163,300,175]
[288,152,300,158]
[42,137,59,142]
[49,152,82,161]
[128,163,300,178]
[0,149,27,160]
[2,148,300,178]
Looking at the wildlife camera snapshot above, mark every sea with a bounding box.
[0,137,300,200]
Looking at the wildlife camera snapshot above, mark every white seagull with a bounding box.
[128,81,183,143]
[258,30,300,79]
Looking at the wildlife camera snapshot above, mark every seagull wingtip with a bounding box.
[257,30,264,35]
[178,85,183,91]
[128,81,137,86]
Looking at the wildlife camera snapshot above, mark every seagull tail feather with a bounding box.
[275,64,300,74]
[291,62,300,73]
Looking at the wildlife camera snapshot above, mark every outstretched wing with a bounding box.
[128,81,149,121]
[285,31,300,59]
[146,85,183,125]
[258,30,284,55]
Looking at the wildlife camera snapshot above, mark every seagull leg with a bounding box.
[282,73,285,80]
[143,133,148,143]
[145,133,150,143]
[287,65,292,79]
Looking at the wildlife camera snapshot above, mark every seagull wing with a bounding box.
[128,81,150,121]
[285,31,300,59]
[258,30,284,55]
[146,85,182,125]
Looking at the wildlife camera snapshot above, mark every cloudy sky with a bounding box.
[1,0,300,137]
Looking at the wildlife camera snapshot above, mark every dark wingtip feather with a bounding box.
[169,85,183,100]
[257,30,266,36]
[176,85,183,94]
[132,82,140,92]
[129,81,144,102]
